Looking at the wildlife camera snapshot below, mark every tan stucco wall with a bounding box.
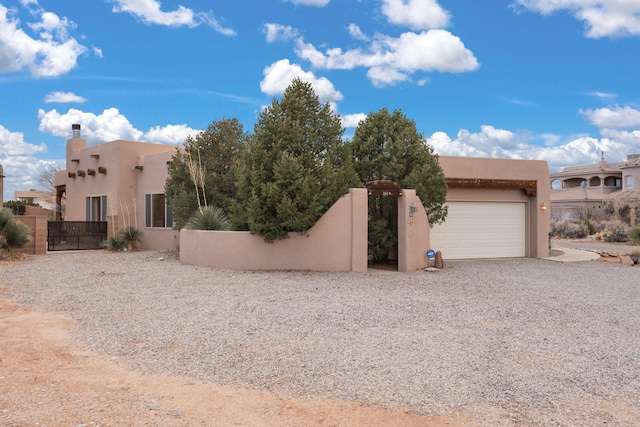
[397,190,430,272]
[180,188,369,272]
[13,215,47,255]
[134,150,180,250]
[0,164,4,206]
[438,156,551,258]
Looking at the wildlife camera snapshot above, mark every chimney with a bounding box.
[72,124,81,138]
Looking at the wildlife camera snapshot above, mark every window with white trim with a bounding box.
[86,195,107,221]
[145,193,173,228]
[626,175,633,188]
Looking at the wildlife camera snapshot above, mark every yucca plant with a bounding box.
[185,206,231,231]
[103,233,127,251]
[0,207,13,230]
[0,219,30,252]
[119,226,144,250]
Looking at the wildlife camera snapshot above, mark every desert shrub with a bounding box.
[0,220,30,251]
[628,225,640,246]
[103,233,127,251]
[185,206,231,231]
[120,226,144,248]
[551,220,589,239]
[597,220,629,242]
[629,250,640,265]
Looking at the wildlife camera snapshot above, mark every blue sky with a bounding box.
[1,0,640,200]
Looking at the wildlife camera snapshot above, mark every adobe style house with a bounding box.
[550,153,640,223]
[54,125,179,250]
[55,124,550,264]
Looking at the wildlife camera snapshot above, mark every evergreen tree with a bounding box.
[165,118,248,229]
[235,78,358,242]
[351,108,448,261]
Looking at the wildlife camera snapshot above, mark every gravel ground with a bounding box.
[3,250,640,425]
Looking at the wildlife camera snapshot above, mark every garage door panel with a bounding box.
[430,202,526,259]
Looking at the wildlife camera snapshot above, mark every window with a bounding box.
[86,195,107,221]
[145,194,173,228]
[626,175,634,188]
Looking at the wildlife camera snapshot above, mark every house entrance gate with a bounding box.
[47,221,108,251]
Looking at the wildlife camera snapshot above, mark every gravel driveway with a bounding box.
[3,251,640,426]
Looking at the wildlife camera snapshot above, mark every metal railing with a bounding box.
[47,221,108,251]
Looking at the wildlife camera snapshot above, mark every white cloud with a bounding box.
[264,23,300,43]
[44,91,87,103]
[260,59,344,103]
[513,0,640,38]
[144,124,199,144]
[38,107,144,142]
[37,107,198,145]
[341,113,367,128]
[0,124,46,156]
[282,0,331,6]
[580,105,640,128]
[381,0,450,30]
[428,124,640,172]
[110,0,236,35]
[0,125,56,200]
[347,24,369,41]
[586,90,616,99]
[0,4,87,77]
[93,46,103,58]
[295,30,479,87]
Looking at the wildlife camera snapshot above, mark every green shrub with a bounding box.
[103,233,127,251]
[119,226,144,248]
[0,219,30,251]
[582,220,595,235]
[629,225,640,246]
[185,206,231,231]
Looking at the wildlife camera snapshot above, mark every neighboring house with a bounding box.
[14,189,56,211]
[55,124,551,260]
[54,125,179,250]
[550,153,640,223]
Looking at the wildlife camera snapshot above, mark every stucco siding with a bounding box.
[180,189,369,272]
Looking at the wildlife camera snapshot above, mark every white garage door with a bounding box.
[430,202,526,259]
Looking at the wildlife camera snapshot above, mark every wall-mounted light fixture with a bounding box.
[133,165,144,171]
[540,202,548,211]
[409,202,418,217]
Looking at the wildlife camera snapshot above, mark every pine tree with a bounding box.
[235,78,359,242]
[351,108,448,261]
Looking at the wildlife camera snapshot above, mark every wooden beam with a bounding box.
[446,178,538,197]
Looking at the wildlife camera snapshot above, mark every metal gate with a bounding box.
[47,221,108,251]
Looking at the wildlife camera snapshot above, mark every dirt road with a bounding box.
[0,261,465,426]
